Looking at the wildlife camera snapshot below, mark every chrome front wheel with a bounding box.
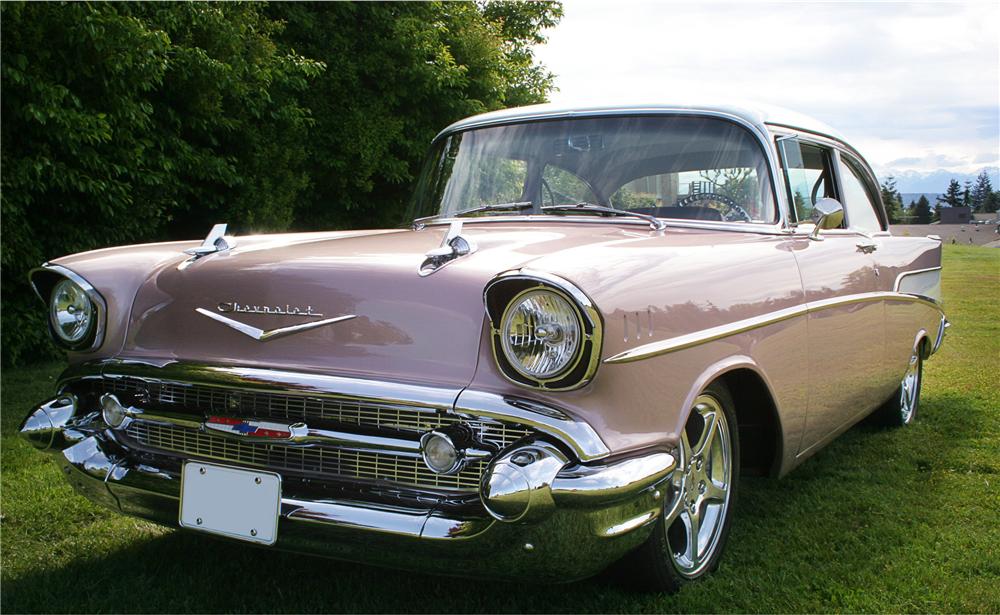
[620,381,740,592]
[664,394,734,577]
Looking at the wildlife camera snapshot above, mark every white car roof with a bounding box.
[437,100,848,145]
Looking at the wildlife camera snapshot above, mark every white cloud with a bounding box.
[534,1,999,183]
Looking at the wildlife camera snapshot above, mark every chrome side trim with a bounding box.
[454,390,611,461]
[27,263,108,353]
[605,291,945,364]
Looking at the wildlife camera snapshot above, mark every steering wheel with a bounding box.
[676,193,752,222]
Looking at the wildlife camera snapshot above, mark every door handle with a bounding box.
[856,241,878,254]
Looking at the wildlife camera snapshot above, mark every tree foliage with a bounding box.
[913,195,933,224]
[937,179,965,208]
[970,171,996,213]
[1,1,562,365]
[266,1,562,230]
[879,176,903,224]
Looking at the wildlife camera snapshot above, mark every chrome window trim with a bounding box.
[429,108,790,230]
[28,263,107,353]
[416,215,788,235]
[605,291,945,364]
[770,126,888,231]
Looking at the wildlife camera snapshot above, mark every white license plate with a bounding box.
[179,461,281,545]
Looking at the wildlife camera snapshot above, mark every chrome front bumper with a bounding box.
[21,381,675,582]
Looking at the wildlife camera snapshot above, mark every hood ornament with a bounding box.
[419,220,477,277]
[196,308,355,342]
[178,223,237,271]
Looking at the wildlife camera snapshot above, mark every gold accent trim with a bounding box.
[604,292,943,364]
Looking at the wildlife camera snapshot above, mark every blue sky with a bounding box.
[534,1,999,190]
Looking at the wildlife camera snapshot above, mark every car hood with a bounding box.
[121,223,652,387]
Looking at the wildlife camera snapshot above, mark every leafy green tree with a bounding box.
[937,179,964,208]
[266,2,562,230]
[879,176,903,224]
[1,2,323,364]
[0,1,562,366]
[913,195,933,224]
[970,171,994,212]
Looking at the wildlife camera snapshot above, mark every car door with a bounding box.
[776,135,885,456]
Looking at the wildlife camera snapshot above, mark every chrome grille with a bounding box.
[101,376,534,492]
[101,376,530,450]
[124,422,486,490]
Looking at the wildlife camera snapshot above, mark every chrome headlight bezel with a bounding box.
[29,264,106,352]
[484,270,603,391]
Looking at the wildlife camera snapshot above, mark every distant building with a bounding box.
[939,206,972,224]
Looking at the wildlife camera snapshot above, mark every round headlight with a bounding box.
[100,394,127,428]
[500,289,582,379]
[49,278,95,345]
[421,431,461,474]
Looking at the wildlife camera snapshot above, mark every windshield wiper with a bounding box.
[541,203,666,230]
[455,201,535,217]
[412,201,534,229]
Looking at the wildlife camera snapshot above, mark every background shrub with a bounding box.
[0,1,561,365]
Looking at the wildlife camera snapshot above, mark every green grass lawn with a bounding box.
[2,245,998,613]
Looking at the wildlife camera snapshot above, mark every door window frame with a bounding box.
[774,129,889,236]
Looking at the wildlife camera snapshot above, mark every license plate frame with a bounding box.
[179,461,281,545]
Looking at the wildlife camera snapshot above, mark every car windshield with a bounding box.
[407,115,776,224]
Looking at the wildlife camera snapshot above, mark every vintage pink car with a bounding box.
[21,102,947,591]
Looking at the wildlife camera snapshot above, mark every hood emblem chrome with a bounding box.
[419,220,477,277]
[196,308,355,342]
[218,302,323,317]
[178,223,236,271]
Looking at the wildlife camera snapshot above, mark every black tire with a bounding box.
[875,348,923,427]
[620,380,741,593]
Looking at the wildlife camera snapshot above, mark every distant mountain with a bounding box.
[882,166,999,194]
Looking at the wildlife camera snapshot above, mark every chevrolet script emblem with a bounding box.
[196,305,355,342]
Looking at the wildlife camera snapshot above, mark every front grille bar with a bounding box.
[94,375,535,492]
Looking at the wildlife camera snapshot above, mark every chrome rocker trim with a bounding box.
[20,391,673,582]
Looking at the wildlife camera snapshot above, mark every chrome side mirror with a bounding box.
[810,198,844,241]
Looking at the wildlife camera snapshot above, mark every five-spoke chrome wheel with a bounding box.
[621,382,740,592]
[663,394,733,577]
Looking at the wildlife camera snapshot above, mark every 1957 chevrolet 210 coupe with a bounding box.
[21,102,947,591]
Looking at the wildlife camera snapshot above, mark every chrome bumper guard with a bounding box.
[21,389,675,582]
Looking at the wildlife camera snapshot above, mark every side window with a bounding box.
[838,154,883,233]
[777,137,839,225]
[541,165,598,206]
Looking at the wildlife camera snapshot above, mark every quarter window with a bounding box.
[777,138,839,225]
[838,154,883,233]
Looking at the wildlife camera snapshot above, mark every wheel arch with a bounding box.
[679,356,784,478]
